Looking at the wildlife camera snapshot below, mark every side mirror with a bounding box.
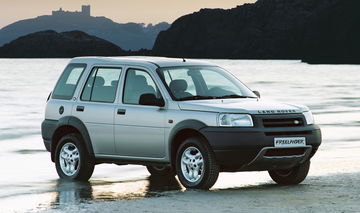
[139,93,165,107]
[253,91,261,98]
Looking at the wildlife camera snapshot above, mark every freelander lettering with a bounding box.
[276,138,304,145]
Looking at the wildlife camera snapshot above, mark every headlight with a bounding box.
[218,114,253,127]
[303,111,314,125]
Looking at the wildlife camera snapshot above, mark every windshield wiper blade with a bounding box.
[215,94,256,99]
[177,95,215,101]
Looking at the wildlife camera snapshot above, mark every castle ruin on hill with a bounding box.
[52,5,91,17]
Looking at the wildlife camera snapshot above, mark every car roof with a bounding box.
[69,56,215,68]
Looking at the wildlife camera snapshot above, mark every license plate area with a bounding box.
[274,137,306,148]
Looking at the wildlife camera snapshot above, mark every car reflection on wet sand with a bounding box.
[50,174,182,210]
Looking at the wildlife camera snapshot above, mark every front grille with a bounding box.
[265,131,312,136]
[262,117,304,127]
[264,148,307,157]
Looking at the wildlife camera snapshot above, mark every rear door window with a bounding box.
[81,67,122,103]
[52,64,87,100]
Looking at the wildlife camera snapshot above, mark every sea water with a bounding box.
[0,59,359,212]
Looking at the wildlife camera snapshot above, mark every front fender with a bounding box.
[168,119,208,164]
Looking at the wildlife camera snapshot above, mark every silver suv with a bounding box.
[42,57,321,189]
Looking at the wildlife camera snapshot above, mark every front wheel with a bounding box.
[176,137,219,189]
[55,133,94,181]
[268,160,310,185]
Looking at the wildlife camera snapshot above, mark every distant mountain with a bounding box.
[0,30,127,58]
[0,9,170,51]
[153,0,360,64]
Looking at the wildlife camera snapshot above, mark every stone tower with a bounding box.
[82,5,91,16]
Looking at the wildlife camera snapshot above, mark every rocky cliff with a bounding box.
[301,0,360,64]
[153,0,360,64]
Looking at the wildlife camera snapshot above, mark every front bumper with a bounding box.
[200,124,321,171]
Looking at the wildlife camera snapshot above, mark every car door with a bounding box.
[72,66,122,155]
[114,67,166,158]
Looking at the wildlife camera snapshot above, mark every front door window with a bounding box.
[123,69,161,105]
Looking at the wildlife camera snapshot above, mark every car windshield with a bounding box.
[158,66,257,101]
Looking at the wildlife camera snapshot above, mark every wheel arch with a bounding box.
[51,116,94,162]
[168,120,209,168]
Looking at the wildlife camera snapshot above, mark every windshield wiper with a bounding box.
[177,95,215,101]
[215,94,257,99]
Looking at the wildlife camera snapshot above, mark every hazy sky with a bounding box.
[0,0,255,28]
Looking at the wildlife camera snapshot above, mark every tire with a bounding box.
[55,133,94,181]
[175,137,219,189]
[146,165,174,176]
[268,160,310,185]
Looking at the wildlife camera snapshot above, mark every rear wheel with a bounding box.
[55,133,94,181]
[268,160,310,185]
[176,137,219,189]
[146,165,174,176]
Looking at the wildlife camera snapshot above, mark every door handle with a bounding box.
[76,106,85,112]
[117,109,126,115]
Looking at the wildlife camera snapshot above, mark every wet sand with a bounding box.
[42,172,360,213]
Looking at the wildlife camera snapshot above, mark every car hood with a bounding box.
[177,98,309,114]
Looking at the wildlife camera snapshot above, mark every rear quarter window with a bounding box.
[52,63,87,100]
